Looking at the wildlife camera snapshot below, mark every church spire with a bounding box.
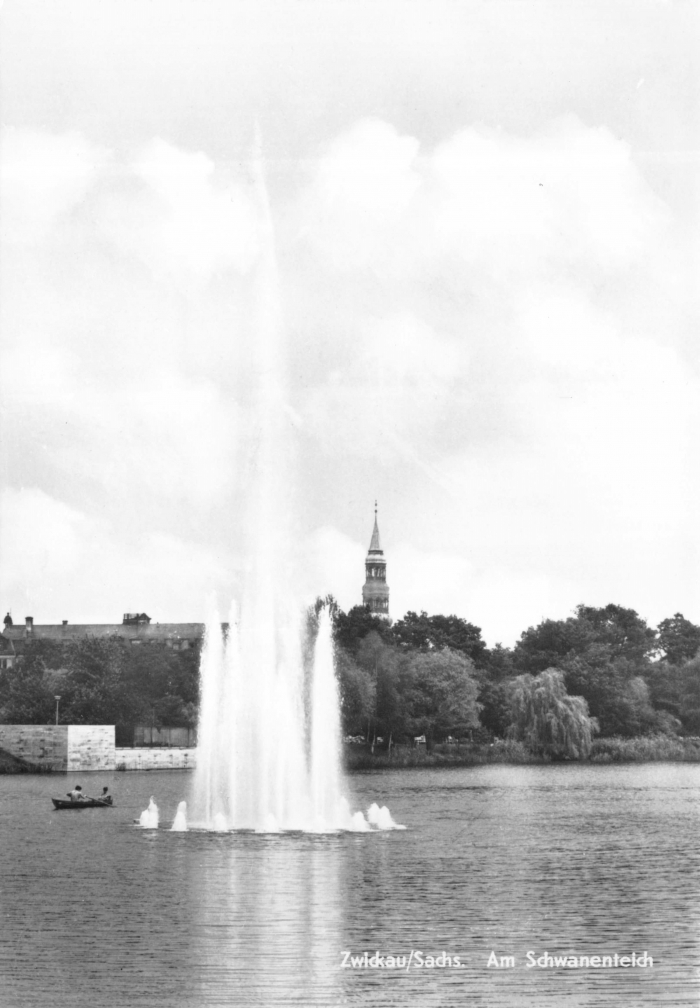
[369,500,381,553]
[362,502,390,619]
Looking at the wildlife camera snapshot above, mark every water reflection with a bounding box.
[194,833,342,1007]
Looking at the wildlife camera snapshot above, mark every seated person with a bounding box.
[66,785,86,802]
[99,786,112,805]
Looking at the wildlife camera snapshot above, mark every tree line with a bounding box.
[0,637,199,745]
[0,602,698,757]
[330,603,700,758]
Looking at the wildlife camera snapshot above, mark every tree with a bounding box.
[513,603,657,673]
[0,635,200,741]
[647,653,700,734]
[476,680,511,738]
[657,613,700,665]
[481,643,515,681]
[334,648,375,737]
[390,611,487,665]
[574,604,657,664]
[400,649,481,750]
[355,631,408,744]
[333,605,390,656]
[506,668,598,759]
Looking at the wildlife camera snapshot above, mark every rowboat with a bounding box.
[51,798,113,809]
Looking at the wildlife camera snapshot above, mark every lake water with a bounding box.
[0,763,698,1007]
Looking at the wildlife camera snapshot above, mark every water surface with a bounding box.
[0,763,698,1006]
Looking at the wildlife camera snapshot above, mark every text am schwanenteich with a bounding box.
[487,951,654,969]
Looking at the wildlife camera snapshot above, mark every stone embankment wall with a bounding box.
[0,725,196,771]
[67,726,115,771]
[0,725,115,771]
[0,725,68,770]
[115,748,196,771]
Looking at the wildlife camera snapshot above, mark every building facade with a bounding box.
[361,504,390,619]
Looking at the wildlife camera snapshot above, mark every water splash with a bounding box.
[367,803,406,830]
[170,801,187,832]
[139,797,159,829]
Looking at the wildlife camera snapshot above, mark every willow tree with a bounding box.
[506,668,598,759]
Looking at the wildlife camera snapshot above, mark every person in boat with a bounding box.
[98,786,112,805]
[66,785,86,802]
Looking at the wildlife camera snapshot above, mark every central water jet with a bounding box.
[180,140,402,834]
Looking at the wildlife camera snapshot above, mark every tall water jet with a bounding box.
[188,140,403,834]
[310,608,344,829]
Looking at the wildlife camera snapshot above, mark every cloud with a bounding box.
[1,113,696,642]
[0,487,232,622]
[300,526,365,611]
[303,115,669,283]
[304,119,421,273]
[302,311,469,460]
[96,138,261,285]
[0,127,109,244]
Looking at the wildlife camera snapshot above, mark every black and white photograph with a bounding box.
[0,2,698,1006]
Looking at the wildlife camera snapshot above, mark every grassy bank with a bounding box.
[345,735,700,770]
[344,739,547,770]
[590,735,700,762]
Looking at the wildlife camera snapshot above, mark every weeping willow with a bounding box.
[506,668,599,759]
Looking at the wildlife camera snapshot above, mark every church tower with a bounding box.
[362,503,390,619]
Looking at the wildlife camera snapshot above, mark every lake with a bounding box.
[0,763,698,1007]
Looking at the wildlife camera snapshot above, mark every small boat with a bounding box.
[51,798,114,809]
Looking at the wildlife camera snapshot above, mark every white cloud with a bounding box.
[304,118,421,273]
[0,127,109,244]
[1,108,696,641]
[302,311,468,459]
[300,526,364,611]
[0,487,233,623]
[96,138,261,284]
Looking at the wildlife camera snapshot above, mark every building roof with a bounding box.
[367,503,383,555]
[1,622,206,645]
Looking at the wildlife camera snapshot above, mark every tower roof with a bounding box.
[368,502,382,554]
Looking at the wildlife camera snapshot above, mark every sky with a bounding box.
[0,0,698,646]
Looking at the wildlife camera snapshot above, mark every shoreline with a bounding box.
[344,735,700,770]
[3,735,700,773]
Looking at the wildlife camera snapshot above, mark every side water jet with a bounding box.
[171,801,187,832]
[139,797,159,829]
[184,139,403,835]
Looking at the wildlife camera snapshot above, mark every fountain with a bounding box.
[174,141,403,834]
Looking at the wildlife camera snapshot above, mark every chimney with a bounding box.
[62,620,68,626]
[25,616,34,632]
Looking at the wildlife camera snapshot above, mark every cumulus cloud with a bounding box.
[0,127,109,244]
[299,526,365,610]
[304,119,421,273]
[1,112,696,643]
[0,488,232,622]
[302,312,468,459]
[96,138,261,284]
[302,115,669,283]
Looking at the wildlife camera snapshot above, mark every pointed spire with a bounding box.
[369,501,382,553]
